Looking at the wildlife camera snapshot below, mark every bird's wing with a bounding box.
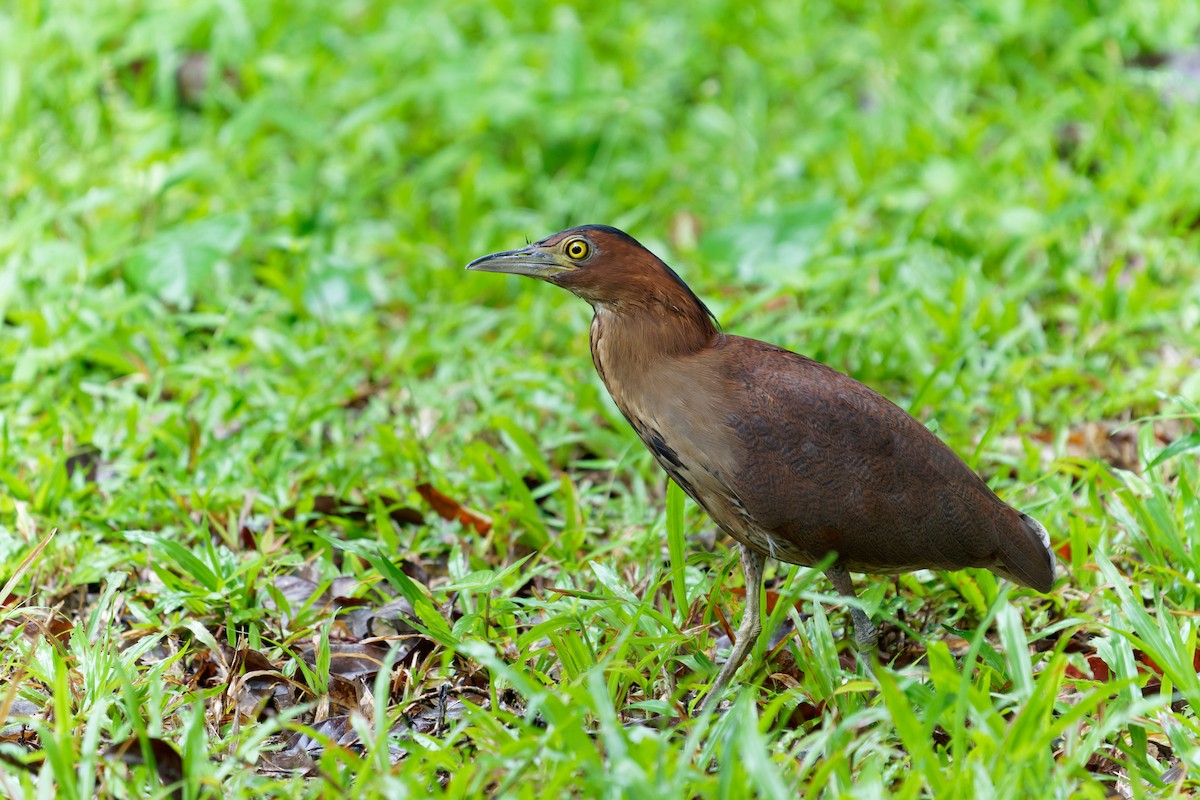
[712,337,1014,572]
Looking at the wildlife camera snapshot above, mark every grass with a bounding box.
[2,0,1199,796]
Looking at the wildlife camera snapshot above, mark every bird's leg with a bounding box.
[825,565,877,647]
[703,543,766,712]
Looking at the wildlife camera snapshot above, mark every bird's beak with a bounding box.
[466,245,576,279]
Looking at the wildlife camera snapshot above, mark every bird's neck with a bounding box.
[588,300,720,395]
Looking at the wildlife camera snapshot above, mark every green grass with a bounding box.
[2,0,1200,797]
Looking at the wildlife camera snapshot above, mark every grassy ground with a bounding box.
[2,0,1200,796]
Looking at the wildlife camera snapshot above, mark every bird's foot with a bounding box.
[850,606,878,649]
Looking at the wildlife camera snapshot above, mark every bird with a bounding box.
[467,224,1056,710]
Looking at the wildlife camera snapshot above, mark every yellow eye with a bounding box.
[564,238,590,260]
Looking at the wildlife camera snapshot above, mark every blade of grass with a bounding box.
[665,479,689,625]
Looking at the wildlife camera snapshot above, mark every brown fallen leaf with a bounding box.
[299,642,393,682]
[1065,653,1112,682]
[416,483,492,534]
[227,649,302,721]
[727,585,801,614]
[1134,647,1200,678]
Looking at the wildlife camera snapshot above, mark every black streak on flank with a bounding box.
[636,426,699,502]
[661,462,698,505]
[647,430,683,469]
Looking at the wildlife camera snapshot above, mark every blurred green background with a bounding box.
[2,0,1200,796]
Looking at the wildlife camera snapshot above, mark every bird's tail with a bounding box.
[992,513,1056,593]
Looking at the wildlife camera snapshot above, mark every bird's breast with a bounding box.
[589,311,753,539]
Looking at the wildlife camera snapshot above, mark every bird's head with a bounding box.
[467,225,718,331]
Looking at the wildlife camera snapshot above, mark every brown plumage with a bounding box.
[468,224,1056,709]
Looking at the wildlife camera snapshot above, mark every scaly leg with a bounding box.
[703,543,766,712]
[825,565,877,647]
